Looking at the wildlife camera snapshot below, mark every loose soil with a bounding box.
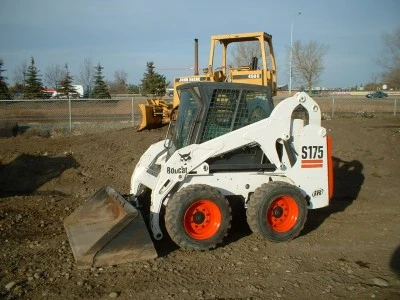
[0,118,399,299]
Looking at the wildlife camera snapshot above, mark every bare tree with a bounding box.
[364,73,381,91]
[379,27,400,89]
[44,63,65,89]
[12,61,28,88]
[109,70,128,93]
[229,41,264,69]
[114,70,128,85]
[77,58,95,97]
[364,73,380,91]
[291,40,329,93]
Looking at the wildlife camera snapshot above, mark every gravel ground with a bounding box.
[0,117,399,299]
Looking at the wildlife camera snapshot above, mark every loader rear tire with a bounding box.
[246,181,307,242]
[165,184,231,250]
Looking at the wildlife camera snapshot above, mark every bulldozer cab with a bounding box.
[207,32,277,95]
[173,32,277,105]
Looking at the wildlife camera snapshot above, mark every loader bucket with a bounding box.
[64,186,157,269]
[137,103,163,131]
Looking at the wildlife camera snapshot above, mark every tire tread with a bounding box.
[246,181,307,242]
[165,184,231,250]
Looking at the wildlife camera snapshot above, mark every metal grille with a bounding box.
[234,90,273,129]
[200,88,239,142]
[200,89,273,142]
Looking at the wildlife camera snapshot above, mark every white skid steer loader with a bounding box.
[64,82,334,268]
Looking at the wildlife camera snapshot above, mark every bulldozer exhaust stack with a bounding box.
[194,38,199,76]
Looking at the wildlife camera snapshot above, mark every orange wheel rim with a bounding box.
[184,199,222,240]
[267,196,299,232]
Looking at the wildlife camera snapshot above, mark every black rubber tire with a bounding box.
[246,181,307,242]
[165,184,231,250]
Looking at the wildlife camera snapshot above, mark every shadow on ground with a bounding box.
[0,154,79,198]
[302,156,365,236]
[390,245,400,277]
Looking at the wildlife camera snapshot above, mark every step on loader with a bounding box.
[64,81,334,268]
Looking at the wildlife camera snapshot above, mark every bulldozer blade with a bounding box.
[64,186,157,269]
[137,103,163,131]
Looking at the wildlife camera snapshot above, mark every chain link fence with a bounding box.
[275,96,398,120]
[313,97,398,119]
[0,96,398,135]
[0,98,146,135]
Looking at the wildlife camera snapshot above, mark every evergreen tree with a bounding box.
[91,63,111,99]
[58,64,77,98]
[23,57,43,99]
[141,62,168,97]
[0,59,12,100]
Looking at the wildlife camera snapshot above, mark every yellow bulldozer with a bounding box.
[137,31,277,131]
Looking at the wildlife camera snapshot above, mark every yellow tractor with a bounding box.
[137,32,277,131]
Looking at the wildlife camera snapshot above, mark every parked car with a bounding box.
[366,91,388,98]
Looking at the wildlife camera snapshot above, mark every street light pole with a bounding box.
[289,12,301,96]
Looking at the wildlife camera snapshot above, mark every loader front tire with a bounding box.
[165,184,231,250]
[247,182,307,242]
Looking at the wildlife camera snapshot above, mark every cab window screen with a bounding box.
[200,89,273,142]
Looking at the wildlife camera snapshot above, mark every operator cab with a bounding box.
[166,82,276,171]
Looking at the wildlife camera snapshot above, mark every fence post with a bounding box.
[331,98,335,119]
[68,97,72,133]
[131,97,135,127]
[394,98,397,117]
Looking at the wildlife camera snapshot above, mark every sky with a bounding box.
[1,0,399,89]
